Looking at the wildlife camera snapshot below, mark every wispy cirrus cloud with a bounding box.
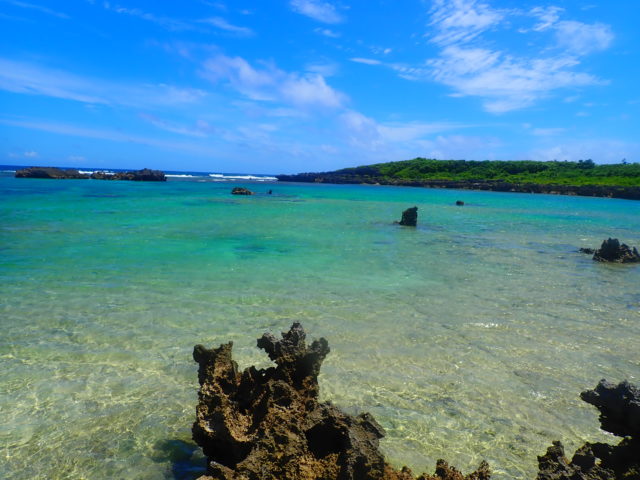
[420,0,614,112]
[290,0,343,24]
[428,0,504,47]
[1,0,69,19]
[0,58,207,108]
[102,2,194,31]
[201,54,346,110]
[200,16,254,36]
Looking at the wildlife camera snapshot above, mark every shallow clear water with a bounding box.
[1,174,639,479]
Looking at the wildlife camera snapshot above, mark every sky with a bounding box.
[1,0,639,174]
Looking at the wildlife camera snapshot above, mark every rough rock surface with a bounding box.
[231,187,254,195]
[91,168,166,181]
[591,238,640,263]
[536,380,640,480]
[15,166,89,179]
[192,323,489,480]
[399,206,418,227]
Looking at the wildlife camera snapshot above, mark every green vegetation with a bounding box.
[335,158,640,187]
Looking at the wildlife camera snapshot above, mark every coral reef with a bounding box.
[192,323,489,480]
[536,380,640,480]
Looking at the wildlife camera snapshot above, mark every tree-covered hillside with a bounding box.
[332,158,640,187]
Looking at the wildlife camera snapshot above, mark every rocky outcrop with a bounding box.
[591,238,640,263]
[399,207,418,227]
[15,166,89,179]
[536,380,640,480]
[192,323,489,480]
[15,166,166,181]
[231,187,254,195]
[91,168,166,181]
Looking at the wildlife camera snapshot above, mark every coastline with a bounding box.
[275,174,640,200]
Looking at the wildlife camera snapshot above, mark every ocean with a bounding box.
[1,166,638,479]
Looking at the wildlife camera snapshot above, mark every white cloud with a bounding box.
[201,54,346,109]
[0,117,217,155]
[529,6,563,31]
[555,21,613,55]
[531,127,566,136]
[420,1,614,113]
[201,17,254,36]
[350,57,382,66]
[23,150,38,157]
[104,3,193,31]
[1,0,69,19]
[429,0,504,46]
[290,0,343,24]
[428,47,604,112]
[314,27,340,38]
[0,58,207,108]
[529,139,640,163]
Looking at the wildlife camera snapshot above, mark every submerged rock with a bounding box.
[536,379,640,480]
[231,187,254,195]
[192,323,489,480]
[455,201,464,206]
[399,206,418,227]
[15,166,89,179]
[592,238,640,263]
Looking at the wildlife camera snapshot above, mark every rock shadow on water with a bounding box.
[153,439,206,480]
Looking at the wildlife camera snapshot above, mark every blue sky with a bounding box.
[1,0,638,173]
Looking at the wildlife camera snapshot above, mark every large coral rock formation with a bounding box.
[592,238,640,263]
[399,206,418,227]
[536,380,640,480]
[192,323,489,480]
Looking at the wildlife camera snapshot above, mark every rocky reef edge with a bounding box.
[192,323,639,479]
[15,166,166,181]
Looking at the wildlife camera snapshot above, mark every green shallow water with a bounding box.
[1,174,639,479]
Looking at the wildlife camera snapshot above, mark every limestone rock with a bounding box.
[231,187,254,195]
[15,166,89,179]
[192,323,489,480]
[91,168,166,181]
[399,206,418,227]
[536,380,640,480]
[592,238,640,263]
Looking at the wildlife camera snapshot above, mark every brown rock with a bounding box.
[192,323,489,480]
[231,187,254,195]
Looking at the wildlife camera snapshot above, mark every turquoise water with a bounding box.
[1,172,639,479]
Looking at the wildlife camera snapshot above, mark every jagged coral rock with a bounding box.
[592,238,640,263]
[192,323,490,480]
[536,380,640,480]
[399,206,418,227]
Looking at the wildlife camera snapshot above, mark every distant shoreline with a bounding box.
[275,174,640,200]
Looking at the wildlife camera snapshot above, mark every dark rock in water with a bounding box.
[580,379,640,438]
[455,201,464,206]
[231,187,254,195]
[580,248,596,255]
[91,168,166,181]
[399,206,418,227]
[592,238,640,263]
[192,323,489,480]
[536,379,640,480]
[15,166,89,179]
